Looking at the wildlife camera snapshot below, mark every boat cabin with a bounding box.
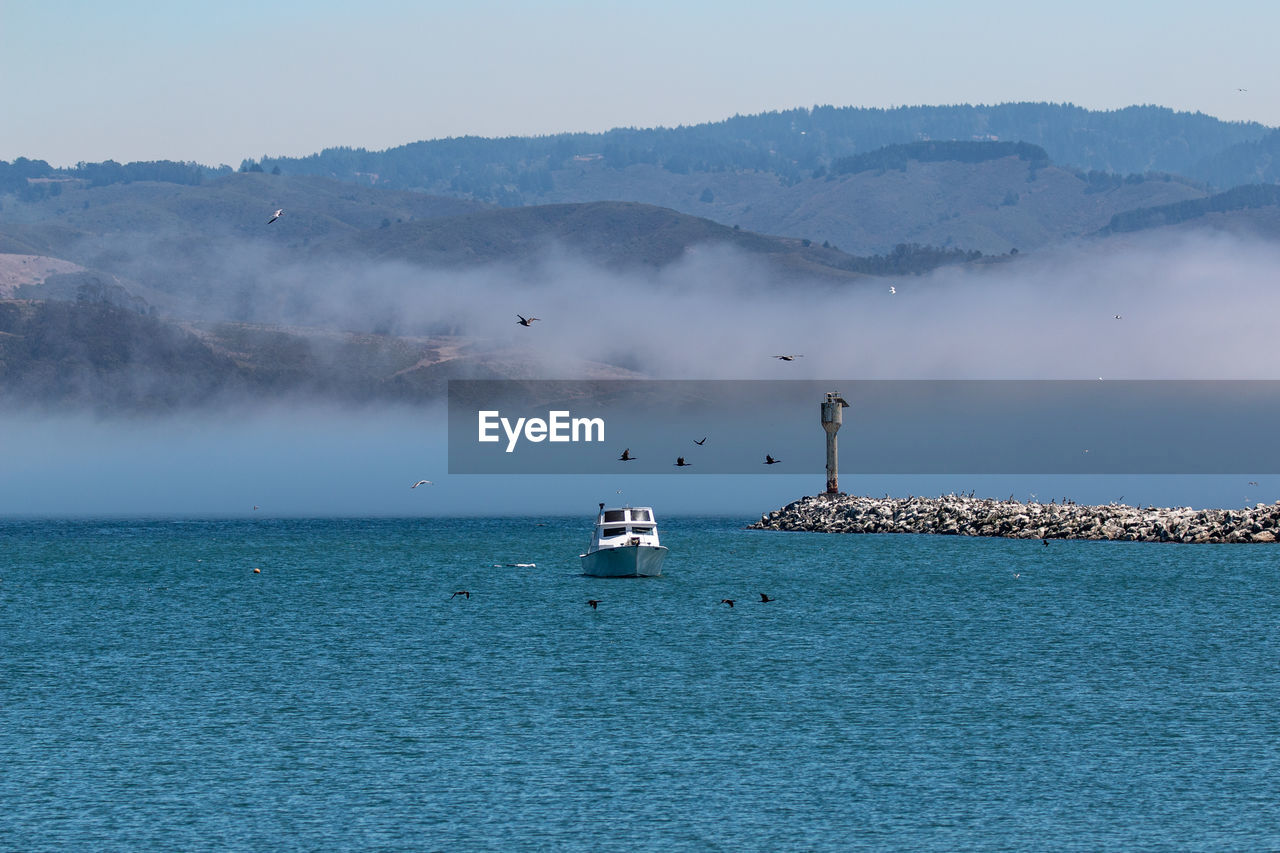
[590,505,660,550]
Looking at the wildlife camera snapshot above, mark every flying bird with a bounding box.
[267,209,283,224]
[618,448,636,461]
[889,286,896,294]
[411,480,433,488]
[764,455,780,465]
[773,354,803,361]
[587,599,600,610]
[675,456,691,467]
[720,599,735,608]
[516,314,540,326]
[1114,314,1123,320]
[758,593,774,603]
[694,437,707,446]
[450,591,470,599]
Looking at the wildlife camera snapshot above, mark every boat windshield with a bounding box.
[630,509,651,522]
[603,510,626,523]
[600,526,655,538]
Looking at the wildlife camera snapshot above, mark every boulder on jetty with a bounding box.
[751,494,1280,543]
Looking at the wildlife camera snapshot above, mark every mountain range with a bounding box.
[2,102,1278,410]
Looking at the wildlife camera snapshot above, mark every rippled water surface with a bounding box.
[2,517,1279,851]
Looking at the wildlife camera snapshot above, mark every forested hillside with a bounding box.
[3,101,1280,411]
[247,103,1266,204]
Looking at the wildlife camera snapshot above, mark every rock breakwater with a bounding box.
[752,494,1280,543]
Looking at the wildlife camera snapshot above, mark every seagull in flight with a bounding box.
[411,480,433,488]
[764,454,780,465]
[1249,481,1259,486]
[267,209,283,224]
[675,456,691,467]
[516,314,540,326]
[1114,314,1123,320]
[618,448,636,461]
[889,286,896,294]
[694,437,707,446]
[773,354,803,361]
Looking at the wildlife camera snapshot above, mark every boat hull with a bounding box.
[580,544,667,578]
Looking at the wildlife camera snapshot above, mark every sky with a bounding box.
[2,0,1277,168]
[3,0,1280,516]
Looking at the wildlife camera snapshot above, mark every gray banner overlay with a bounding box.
[447,380,1280,474]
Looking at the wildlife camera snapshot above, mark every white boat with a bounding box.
[580,503,668,577]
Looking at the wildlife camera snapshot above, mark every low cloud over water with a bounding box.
[6,228,1280,514]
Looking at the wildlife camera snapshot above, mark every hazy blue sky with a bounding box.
[4,1,1279,517]
[3,0,1276,167]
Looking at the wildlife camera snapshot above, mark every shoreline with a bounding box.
[752,494,1280,543]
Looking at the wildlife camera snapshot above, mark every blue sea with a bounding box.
[2,516,1279,851]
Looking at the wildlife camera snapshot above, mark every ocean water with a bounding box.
[2,516,1279,852]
